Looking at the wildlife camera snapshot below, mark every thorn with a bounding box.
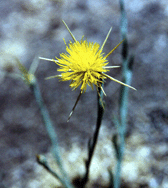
[67,91,82,122]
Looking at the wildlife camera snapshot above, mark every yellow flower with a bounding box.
[40,21,135,93]
[56,39,109,93]
[40,20,136,120]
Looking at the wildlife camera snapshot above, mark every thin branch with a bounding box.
[32,80,73,188]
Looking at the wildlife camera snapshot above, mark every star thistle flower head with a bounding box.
[40,20,136,121]
[57,38,109,93]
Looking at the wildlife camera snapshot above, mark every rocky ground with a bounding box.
[0,0,168,187]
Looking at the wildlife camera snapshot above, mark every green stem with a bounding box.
[31,81,73,188]
[114,0,133,187]
[36,155,66,186]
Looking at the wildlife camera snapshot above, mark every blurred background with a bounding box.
[0,0,168,187]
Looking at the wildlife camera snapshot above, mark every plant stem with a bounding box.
[114,56,134,188]
[36,155,66,186]
[114,0,134,187]
[82,86,104,187]
[31,81,73,188]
